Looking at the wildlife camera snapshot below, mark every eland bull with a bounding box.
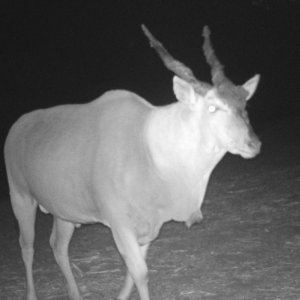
[4,25,261,300]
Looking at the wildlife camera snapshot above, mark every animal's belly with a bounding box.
[22,144,106,223]
[37,195,102,224]
[26,166,105,224]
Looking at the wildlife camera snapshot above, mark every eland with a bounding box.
[4,25,261,300]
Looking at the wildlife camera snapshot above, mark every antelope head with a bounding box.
[142,24,261,158]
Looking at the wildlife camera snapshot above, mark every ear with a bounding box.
[242,74,260,101]
[173,76,197,105]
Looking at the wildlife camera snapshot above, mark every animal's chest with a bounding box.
[122,172,206,244]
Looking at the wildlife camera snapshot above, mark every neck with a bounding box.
[145,102,226,183]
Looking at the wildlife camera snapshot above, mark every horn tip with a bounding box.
[141,24,150,36]
[203,25,211,38]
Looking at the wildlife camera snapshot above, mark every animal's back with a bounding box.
[4,90,154,226]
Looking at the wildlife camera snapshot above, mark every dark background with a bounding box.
[0,0,299,197]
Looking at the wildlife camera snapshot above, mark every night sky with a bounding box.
[0,1,299,193]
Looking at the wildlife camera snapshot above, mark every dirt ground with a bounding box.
[0,117,299,300]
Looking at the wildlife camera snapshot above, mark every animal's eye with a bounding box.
[208,105,217,113]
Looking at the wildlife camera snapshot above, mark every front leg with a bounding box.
[117,243,149,300]
[112,226,151,300]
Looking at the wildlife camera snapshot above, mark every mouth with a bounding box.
[240,150,259,159]
[229,142,261,159]
[240,143,261,159]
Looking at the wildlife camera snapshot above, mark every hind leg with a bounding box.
[50,217,82,300]
[10,192,38,300]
